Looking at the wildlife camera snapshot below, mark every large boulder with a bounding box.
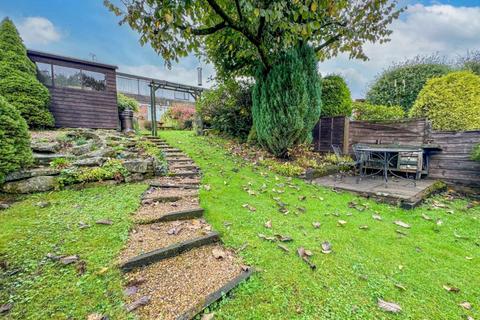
[81,147,116,159]
[71,142,95,156]
[2,175,56,193]
[123,160,150,173]
[73,157,105,167]
[31,141,60,153]
[4,167,59,182]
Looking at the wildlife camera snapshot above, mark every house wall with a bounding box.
[28,51,119,129]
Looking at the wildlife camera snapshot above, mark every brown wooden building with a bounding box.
[27,50,119,129]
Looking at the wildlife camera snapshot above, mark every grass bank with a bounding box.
[161,130,479,320]
[0,183,146,319]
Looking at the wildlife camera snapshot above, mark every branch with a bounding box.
[234,0,243,21]
[178,21,227,35]
[256,16,265,40]
[314,34,342,52]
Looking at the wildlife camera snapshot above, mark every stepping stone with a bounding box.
[169,164,199,171]
[169,171,200,178]
[120,232,220,272]
[123,244,252,319]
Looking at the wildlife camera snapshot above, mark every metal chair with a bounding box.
[331,144,357,181]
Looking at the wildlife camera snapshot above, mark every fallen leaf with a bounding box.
[204,185,211,191]
[78,221,90,229]
[258,233,276,241]
[459,302,472,310]
[212,248,226,259]
[278,244,289,252]
[201,312,215,320]
[443,284,460,293]
[465,256,473,260]
[76,260,86,276]
[274,234,293,242]
[394,221,410,229]
[167,227,182,235]
[359,225,369,230]
[241,265,250,272]
[321,241,332,254]
[337,220,347,226]
[378,298,402,313]
[436,219,443,226]
[312,222,321,229]
[96,219,113,225]
[0,303,12,314]
[126,277,145,287]
[125,296,150,312]
[36,201,50,208]
[421,214,432,221]
[264,220,272,229]
[372,214,382,221]
[124,286,138,296]
[396,229,408,236]
[297,247,316,270]
[97,267,109,275]
[298,195,306,201]
[87,313,107,320]
[235,243,248,253]
[60,255,79,265]
[394,283,406,291]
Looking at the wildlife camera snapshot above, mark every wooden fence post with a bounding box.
[343,117,350,155]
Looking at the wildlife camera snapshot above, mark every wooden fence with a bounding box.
[312,116,480,186]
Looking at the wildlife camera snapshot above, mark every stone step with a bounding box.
[169,171,200,178]
[165,152,186,157]
[167,158,194,163]
[123,244,252,319]
[136,208,204,225]
[149,182,199,189]
[120,232,220,272]
[160,148,182,152]
[169,164,199,171]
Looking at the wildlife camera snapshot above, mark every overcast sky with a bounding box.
[1,0,479,98]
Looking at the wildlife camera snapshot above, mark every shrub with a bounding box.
[471,144,480,162]
[162,104,195,129]
[352,102,405,121]
[458,51,480,76]
[0,18,54,128]
[117,93,139,112]
[0,96,33,183]
[196,79,253,140]
[321,75,352,117]
[252,45,321,157]
[366,56,451,112]
[409,71,480,131]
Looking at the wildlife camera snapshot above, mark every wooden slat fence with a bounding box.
[312,116,480,186]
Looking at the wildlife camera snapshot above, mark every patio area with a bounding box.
[312,175,443,208]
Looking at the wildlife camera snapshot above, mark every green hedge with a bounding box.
[352,102,405,121]
[366,58,451,112]
[0,18,54,128]
[117,93,139,112]
[252,45,321,157]
[321,75,352,117]
[196,79,253,140]
[409,71,480,131]
[0,95,33,183]
[471,144,480,162]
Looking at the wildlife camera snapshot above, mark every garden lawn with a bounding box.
[0,183,147,319]
[161,131,480,320]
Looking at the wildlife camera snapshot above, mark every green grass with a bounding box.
[160,131,480,320]
[0,183,147,319]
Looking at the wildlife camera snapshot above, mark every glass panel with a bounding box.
[146,105,169,121]
[174,91,187,100]
[54,65,82,89]
[117,76,138,94]
[36,62,52,86]
[139,80,150,96]
[82,70,106,91]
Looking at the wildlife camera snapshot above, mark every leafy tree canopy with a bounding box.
[321,74,352,117]
[106,0,403,77]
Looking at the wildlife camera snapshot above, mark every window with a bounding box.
[117,76,138,94]
[36,62,52,86]
[54,65,82,89]
[82,70,106,91]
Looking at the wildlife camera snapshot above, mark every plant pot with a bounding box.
[120,109,134,133]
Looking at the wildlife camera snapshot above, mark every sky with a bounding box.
[1,0,479,98]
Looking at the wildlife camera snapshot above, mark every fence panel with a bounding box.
[312,116,348,153]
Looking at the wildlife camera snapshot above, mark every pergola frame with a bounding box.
[148,80,203,137]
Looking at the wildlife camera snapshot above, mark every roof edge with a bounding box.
[27,49,118,70]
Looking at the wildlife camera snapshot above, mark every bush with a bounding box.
[458,51,480,76]
[471,144,480,162]
[162,104,195,129]
[321,75,352,117]
[409,71,480,131]
[196,79,253,140]
[252,45,321,157]
[366,56,451,112]
[117,93,139,112]
[352,102,405,121]
[0,96,33,183]
[0,18,54,128]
